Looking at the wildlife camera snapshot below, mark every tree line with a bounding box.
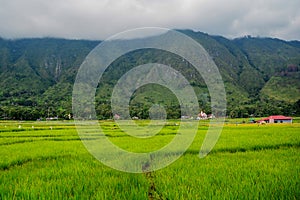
[1,99,299,120]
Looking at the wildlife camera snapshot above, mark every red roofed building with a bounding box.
[258,115,293,124]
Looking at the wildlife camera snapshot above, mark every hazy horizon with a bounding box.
[0,0,299,41]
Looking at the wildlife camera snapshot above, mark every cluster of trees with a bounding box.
[228,100,300,118]
[0,98,299,120]
[0,105,71,120]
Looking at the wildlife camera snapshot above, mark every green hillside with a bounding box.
[261,72,300,103]
[0,31,300,120]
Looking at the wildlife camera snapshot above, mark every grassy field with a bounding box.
[0,120,299,199]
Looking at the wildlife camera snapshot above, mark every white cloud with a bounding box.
[0,0,299,40]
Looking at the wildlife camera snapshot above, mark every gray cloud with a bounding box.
[0,0,299,40]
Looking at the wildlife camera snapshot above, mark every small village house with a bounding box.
[258,115,293,124]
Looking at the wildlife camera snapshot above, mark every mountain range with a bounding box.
[0,30,299,120]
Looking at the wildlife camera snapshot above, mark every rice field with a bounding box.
[0,120,299,199]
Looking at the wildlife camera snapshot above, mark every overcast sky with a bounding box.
[0,0,299,41]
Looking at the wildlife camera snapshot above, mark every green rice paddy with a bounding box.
[0,120,299,199]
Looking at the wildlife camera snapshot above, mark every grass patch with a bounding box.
[0,120,299,199]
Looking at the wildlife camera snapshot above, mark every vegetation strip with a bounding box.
[0,139,35,146]
[0,134,67,138]
[0,155,74,171]
[186,142,300,155]
[0,128,65,132]
[144,172,166,200]
[142,162,166,200]
[0,137,100,146]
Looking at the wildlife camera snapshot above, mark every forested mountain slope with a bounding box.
[0,30,299,119]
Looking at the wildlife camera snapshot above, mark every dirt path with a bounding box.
[142,162,167,200]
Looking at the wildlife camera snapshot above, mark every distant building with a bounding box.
[258,115,293,124]
[197,111,208,120]
[181,115,191,120]
[46,116,58,121]
[208,114,215,119]
[114,114,120,120]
